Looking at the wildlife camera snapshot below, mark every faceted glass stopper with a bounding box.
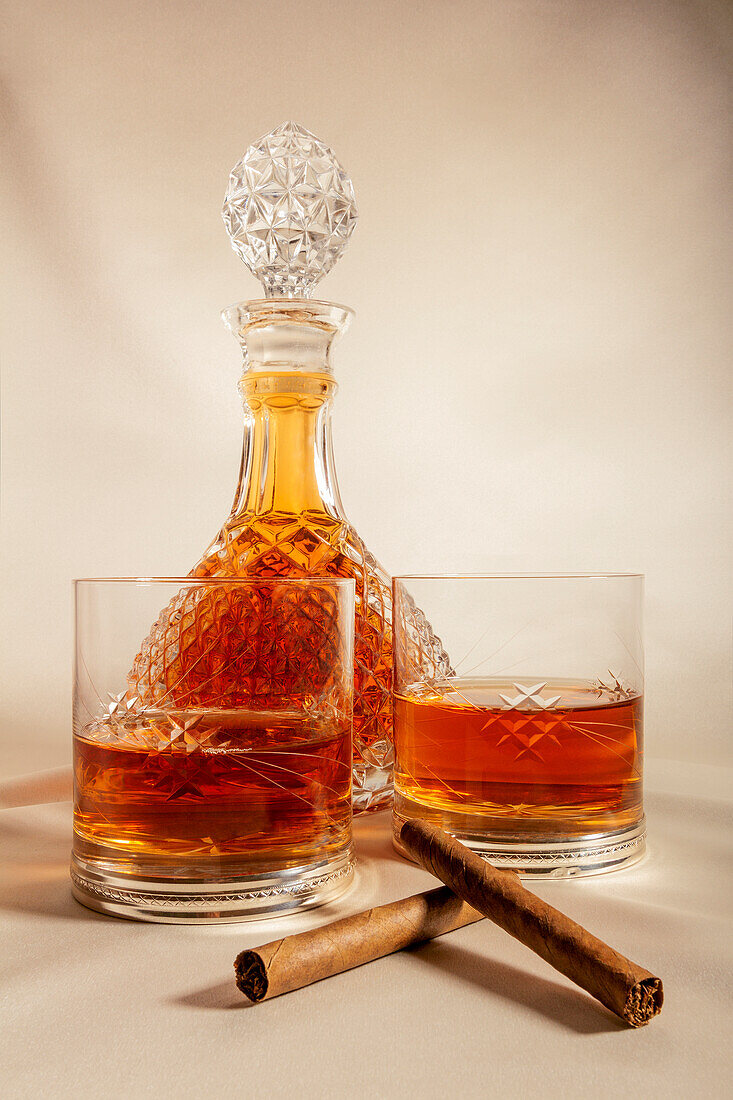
[222,121,358,299]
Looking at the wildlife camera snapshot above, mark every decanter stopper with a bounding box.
[222,121,358,299]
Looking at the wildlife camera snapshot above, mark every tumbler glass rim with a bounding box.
[73,576,357,587]
[393,572,644,581]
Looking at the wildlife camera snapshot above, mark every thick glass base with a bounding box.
[392,807,646,879]
[70,848,355,923]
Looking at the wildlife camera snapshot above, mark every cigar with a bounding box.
[400,819,663,1027]
[234,886,483,1003]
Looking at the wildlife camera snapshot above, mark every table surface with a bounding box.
[1,759,731,1100]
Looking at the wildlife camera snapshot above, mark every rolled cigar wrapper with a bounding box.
[400,819,663,1027]
[234,885,483,1003]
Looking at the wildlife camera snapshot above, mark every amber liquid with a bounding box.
[394,679,643,838]
[74,709,352,876]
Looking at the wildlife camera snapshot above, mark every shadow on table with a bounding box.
[0,807,112,924]
[409,940,623,1034]
[174,980,251,1011]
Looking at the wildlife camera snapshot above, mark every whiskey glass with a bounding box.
[72,577,355,921]
[392,574,645,877]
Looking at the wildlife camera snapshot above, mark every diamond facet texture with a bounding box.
[128,517,394,813]
[130,579,346,714]
[222,121,358,298]
[394,586,455,688]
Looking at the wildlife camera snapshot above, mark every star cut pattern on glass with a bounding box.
[498,682,562,711]
[592,671,634,701]
[493,712,565,762]
[480,682,566,763]
[222,121,358,298]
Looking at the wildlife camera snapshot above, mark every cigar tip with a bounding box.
[234,950,269,1003]
[624,977,664,1027]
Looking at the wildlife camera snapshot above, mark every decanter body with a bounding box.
[193,301,393,811]
[130,305,393,810]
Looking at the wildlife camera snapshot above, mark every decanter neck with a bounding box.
[222,298,353,375]
[231,372,345,518]
[222,300,352,520]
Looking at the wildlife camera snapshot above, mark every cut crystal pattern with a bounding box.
[394,586,454,687]
[71,857,355,910]
[474,833,646,867]
[493,711,565,762]
[127,520,394,813]
[132,581,341,704]
[498,682,563,711]
[592,672,635,701]
[222,121,357,298]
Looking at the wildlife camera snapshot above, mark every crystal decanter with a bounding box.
[130,122,397,811]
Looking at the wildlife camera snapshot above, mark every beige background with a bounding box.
[2,0,731,773]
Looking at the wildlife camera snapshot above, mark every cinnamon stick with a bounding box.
[400,819,663,1027]
[234,886,483,1002]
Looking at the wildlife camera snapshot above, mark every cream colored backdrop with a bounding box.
[2,0,731,774]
